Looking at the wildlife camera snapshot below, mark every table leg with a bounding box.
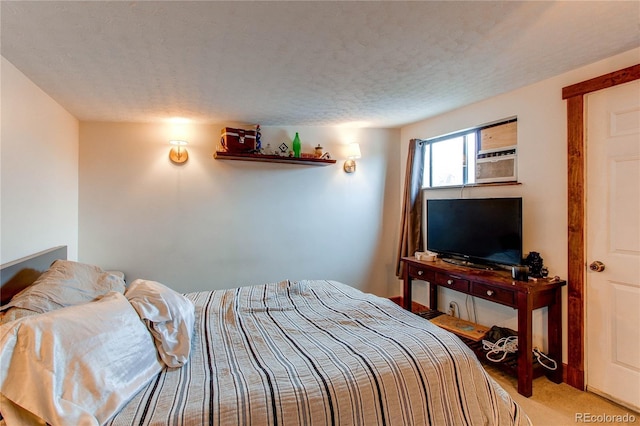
[403,271,412,311]
[547,288,563,384]
[429,284,438,311]
[517,293,534,397]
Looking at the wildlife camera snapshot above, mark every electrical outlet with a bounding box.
[448,302,456,317]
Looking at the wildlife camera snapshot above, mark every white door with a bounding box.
[586,80,640,411]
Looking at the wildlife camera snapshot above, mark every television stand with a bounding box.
[401,256,566,397]
[441,257,495,270]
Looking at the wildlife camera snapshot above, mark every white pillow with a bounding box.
[125,279,195,368]
[0,291,163,426]
[0,260,126,316]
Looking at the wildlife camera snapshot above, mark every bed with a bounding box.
[0,247,530,425]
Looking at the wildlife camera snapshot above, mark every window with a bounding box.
[423,130,476,188]
[422,118,516,188]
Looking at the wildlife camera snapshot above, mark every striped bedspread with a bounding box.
[108,280,529,425]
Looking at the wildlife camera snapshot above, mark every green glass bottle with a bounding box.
[292,132,301,158]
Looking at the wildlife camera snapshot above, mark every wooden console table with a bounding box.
[401,256,566,397]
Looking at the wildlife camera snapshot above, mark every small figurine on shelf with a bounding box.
[255,124,262,153]
[314,144,323,158]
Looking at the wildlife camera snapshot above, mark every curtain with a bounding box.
[395,139,426,278]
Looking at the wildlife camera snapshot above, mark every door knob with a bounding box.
[589,261,605,272]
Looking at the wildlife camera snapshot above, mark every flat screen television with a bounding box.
[426,197,523,268]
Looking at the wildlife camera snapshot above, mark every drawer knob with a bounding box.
[418,270,424,276]
[447,279,453,285]
[486,290,495,296]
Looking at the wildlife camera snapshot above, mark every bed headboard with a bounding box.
[0,246,68,305]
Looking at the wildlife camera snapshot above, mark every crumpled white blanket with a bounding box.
[0,291,163,426]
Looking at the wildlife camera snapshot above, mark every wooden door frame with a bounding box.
[562,64,640,391]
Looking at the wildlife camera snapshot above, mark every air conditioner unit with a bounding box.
[475,146,517,183]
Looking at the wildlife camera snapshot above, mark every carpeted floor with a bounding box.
[485,365,639,425]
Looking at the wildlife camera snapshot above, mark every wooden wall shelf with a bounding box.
[214,151,336,166]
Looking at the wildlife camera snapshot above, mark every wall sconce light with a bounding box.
[169,140,189,164]
[343,143,361,173]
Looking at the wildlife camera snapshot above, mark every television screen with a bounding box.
[426,197,523,267]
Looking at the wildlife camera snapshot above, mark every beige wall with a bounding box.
[400,47,640,357]
[79,122,401,296]
[1,57,79,263]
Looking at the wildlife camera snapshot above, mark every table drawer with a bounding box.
[471,282,515,306]
[407,264,435,282]
[434,273,469,292]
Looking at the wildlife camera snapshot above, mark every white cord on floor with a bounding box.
[482,336,518,362]
[465,295,478,323]
[534,347,558,371]
[482,337,559,371]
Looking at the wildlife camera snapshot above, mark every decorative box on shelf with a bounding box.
[220,128,256,153]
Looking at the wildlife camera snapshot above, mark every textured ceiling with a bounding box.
[1,1,638,127]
